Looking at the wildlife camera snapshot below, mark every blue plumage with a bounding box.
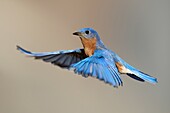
[70,50,123,87]
[17,28,157,87]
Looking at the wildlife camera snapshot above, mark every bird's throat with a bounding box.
[80,37,96,56]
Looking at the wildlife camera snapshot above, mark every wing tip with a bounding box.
[16,45,21,50]
[16,45,32,55]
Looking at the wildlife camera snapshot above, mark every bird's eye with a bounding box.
[85,30,90,34]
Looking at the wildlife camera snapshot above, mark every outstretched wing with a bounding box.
[17,46,87,68]
[70,50,123,87]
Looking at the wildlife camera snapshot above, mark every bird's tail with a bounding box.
[115,54,158,84]
[126,69,158,84]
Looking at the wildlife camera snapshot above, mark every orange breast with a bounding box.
[115,62,124,72]
[115,62,133,74]
[80,37,96,56]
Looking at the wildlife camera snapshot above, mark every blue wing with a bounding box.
[70,50,123,87]
[17,45,87,68]
[17,46,123,87]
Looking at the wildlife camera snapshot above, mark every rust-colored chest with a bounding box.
[80,37,97,56]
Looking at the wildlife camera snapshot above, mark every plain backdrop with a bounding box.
[0,1,169,113]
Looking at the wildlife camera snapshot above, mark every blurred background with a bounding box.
[0,0,169,113]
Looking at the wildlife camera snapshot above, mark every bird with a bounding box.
[17,28,157,87]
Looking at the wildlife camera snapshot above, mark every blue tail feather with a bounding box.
[130,70,158,84]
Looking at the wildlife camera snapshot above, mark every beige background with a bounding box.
[0,1,169,113]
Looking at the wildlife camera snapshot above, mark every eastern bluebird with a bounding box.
[17,28,157,87]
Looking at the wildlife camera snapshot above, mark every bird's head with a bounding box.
[73,28,106,52]
[73,28,98,39]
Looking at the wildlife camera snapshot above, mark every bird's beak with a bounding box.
[73,31,81,36]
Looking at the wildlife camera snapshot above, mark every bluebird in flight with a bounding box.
[17,28,157,87]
